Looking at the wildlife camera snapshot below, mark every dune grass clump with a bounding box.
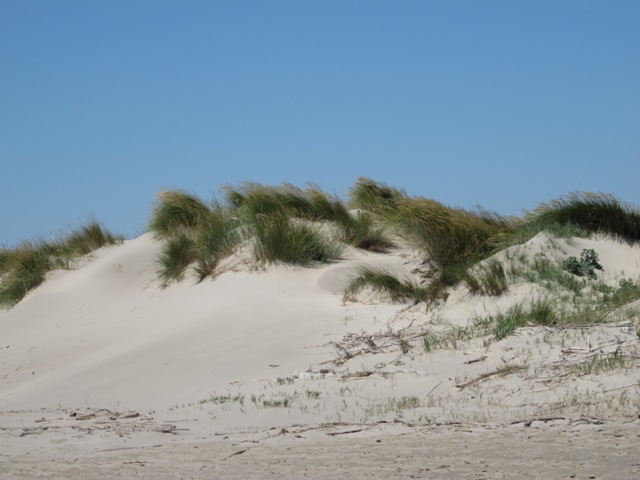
[528,192,640,244]
[337,211,395,253]
[156,233,196,286]
[62,219,123,256]
[225,182,346,223]
[465,258,509,296]
[225,181,394,253]
[0,220,122,308]
[344,267,426,304]
[388,198,515,295]
[149,190,214,239]
[0,242,56,307]
[192,208,241,280]
[253,213,342,266]
[149,191,242,285]
[348,177,407,215]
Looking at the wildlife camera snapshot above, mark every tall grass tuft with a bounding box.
[344,267,426,304]
[0,221,122,308]
[252,213,342,265]
[156,233,196,286]
[389,198,514,292]
[0,242,55,307]
[63,218,123,256]
[149,190,213,239]
[337,211,395,253]
[225,181,394,253]
[193,207,241,281]
[348,177,406,214]
[528,191,640,244]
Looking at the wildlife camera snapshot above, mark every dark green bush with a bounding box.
[561,249,604,279]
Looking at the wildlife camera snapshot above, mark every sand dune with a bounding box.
[1,232,639,478]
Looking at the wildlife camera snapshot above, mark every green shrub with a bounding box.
[561,249,603,279]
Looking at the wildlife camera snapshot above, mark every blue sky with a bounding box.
[1,1,638,245]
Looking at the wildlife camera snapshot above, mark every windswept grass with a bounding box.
[337,211,395,253]
[385,198,515,296]
[0,220,122,308]
[344,267,426,304]
[151,182,400,286]
[348,177,406,214]
[0,242,56,307]
[63,219,122,256]
[225,182,347,223]
[528,191,640,244]
[149,190,213,238]
[150,193,242,285]
[227,182,395,253]
[156,233,196,286]
[253,213,342,265]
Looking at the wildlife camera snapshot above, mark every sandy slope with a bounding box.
[1,232,639,478]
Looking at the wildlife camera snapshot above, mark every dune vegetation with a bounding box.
[0,219,123,307]
[3,178,640,330]
[148,182,395,286]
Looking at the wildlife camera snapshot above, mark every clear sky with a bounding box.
[1,1,638,246]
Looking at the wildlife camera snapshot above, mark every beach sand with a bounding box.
[1,233,639,478]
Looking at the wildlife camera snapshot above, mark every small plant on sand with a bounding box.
[518,254,585,295]
[493,297,556,340]
[344,267,426,304]
[561,249,604,279]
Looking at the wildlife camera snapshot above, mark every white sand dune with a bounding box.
[1,232,639,478]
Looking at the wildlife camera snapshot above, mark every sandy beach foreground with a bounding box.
[1,230,639,478]
[3,420,639,479]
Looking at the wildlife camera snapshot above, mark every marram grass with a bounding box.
[0,220,122,308]
[527,191,640,244]
[344,267,426,304]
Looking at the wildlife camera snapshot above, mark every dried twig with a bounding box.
[511,417,565,427]
[464,356,487,365]
[456,365,528,389]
